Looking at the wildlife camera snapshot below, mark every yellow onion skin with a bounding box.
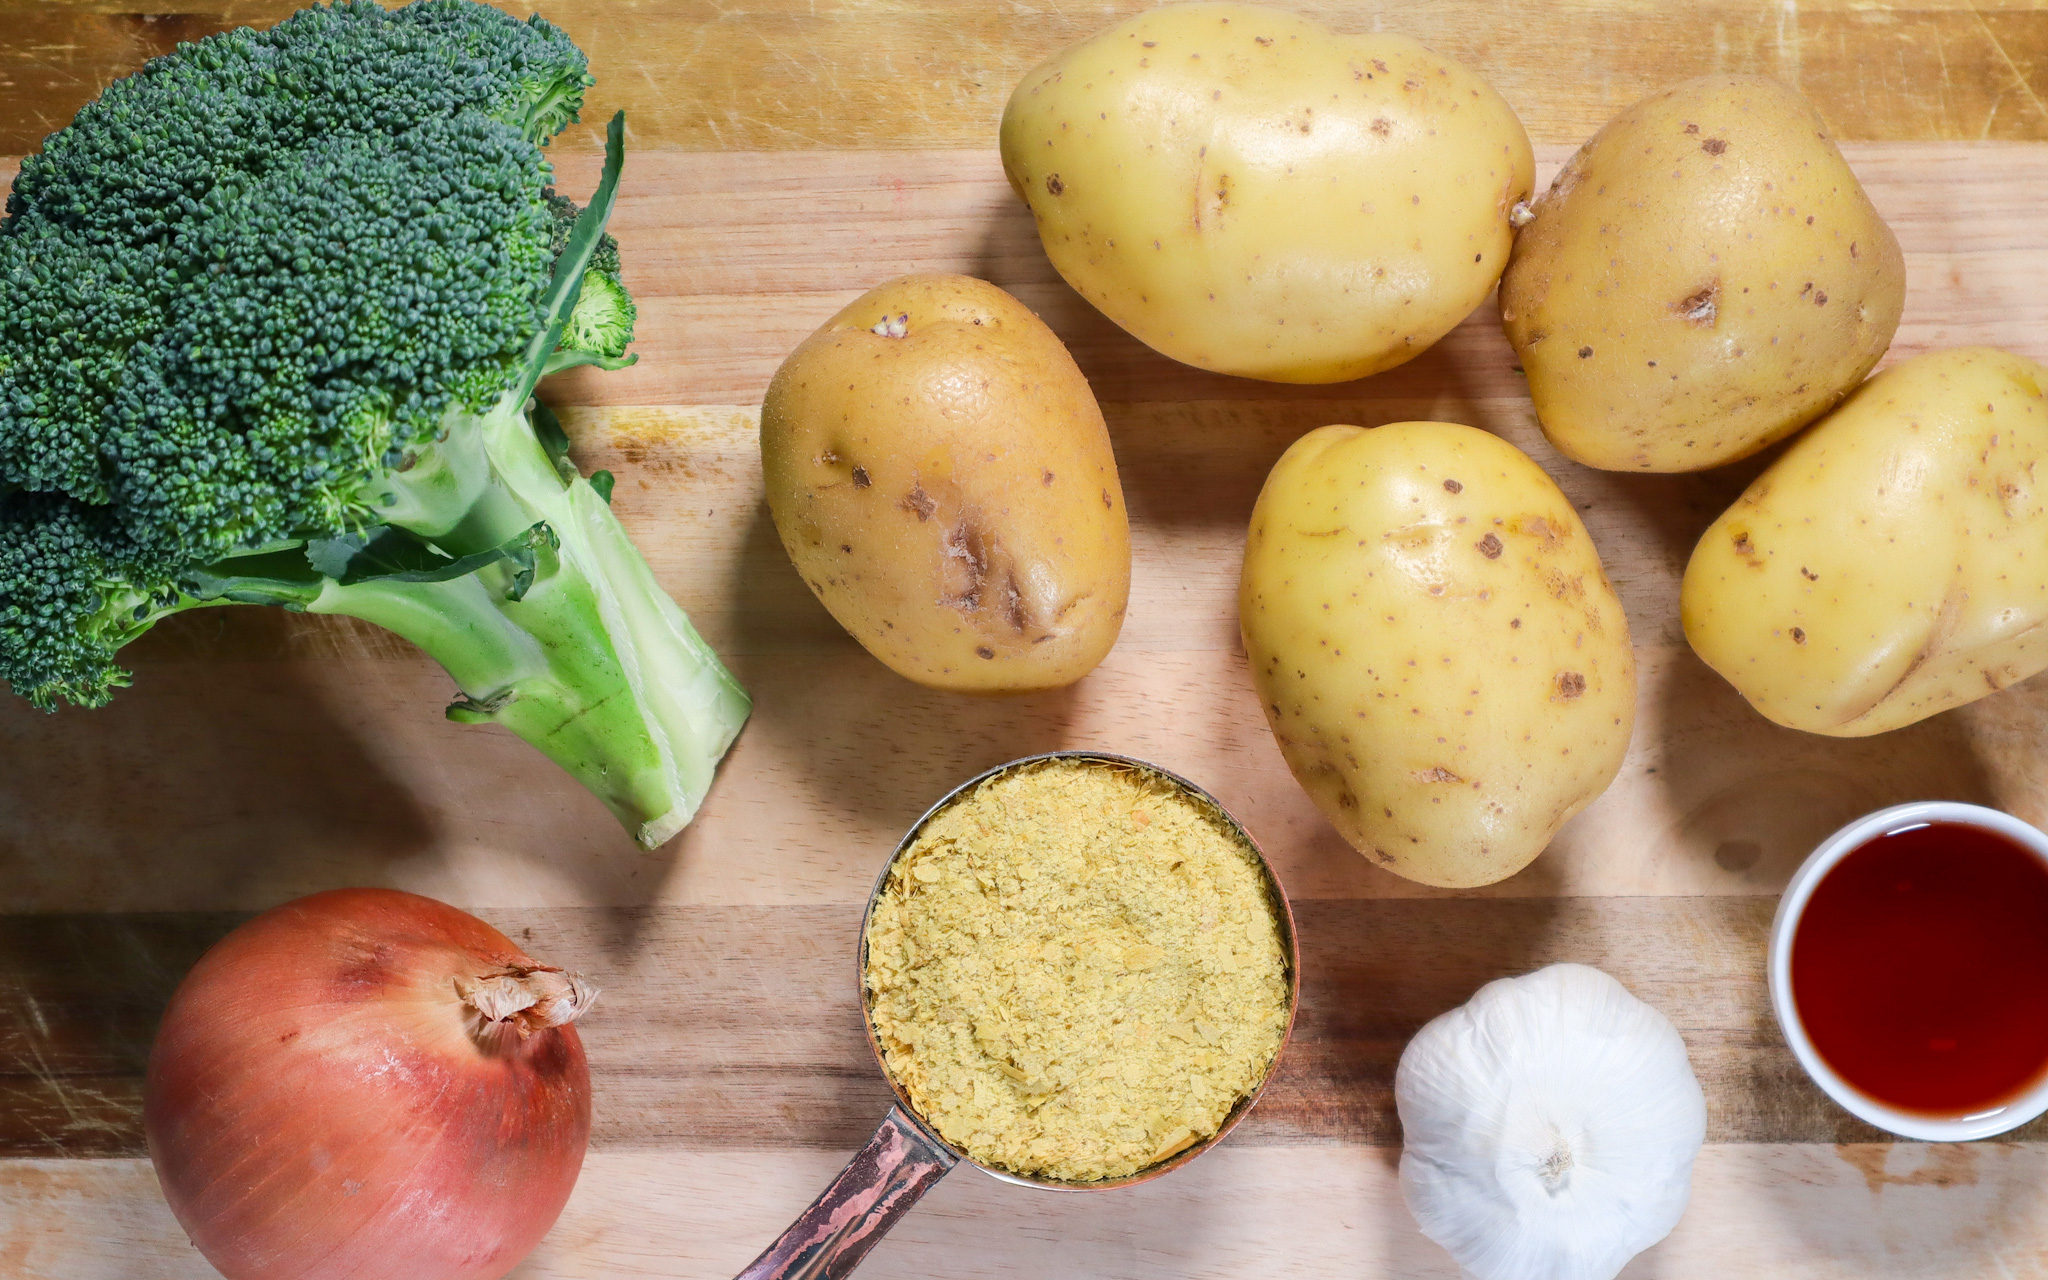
[144,888,591,1280]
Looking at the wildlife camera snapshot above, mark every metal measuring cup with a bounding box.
[734,751,1302,1280]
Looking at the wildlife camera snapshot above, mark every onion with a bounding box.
[144,888,596,1280]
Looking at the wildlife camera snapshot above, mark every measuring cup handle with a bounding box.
[733,1104,959,1280]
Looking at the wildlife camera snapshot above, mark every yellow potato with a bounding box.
[761,274,1130,692]
[1500,75,1904,471]
[1682,347,2048,736]
[1240,422,1636,887]
[1000,3,1532,384]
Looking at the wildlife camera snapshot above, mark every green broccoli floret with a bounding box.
[0,0,749,847]
[545,191,639,367]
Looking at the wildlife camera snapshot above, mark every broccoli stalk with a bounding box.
[0,2,747,846]
[316,391,750,848]
[327,116,747,845]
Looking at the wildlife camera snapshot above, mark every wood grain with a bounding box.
[2,2,2047,1275]
[0,2,2042,156]
[12,896,2048,1161]
[4,144,2044,407]
[15,899,1996,1160]
[2,639,2036,915]
[0,145,2043,918]
[9,1146,2048,1280]
[541,144,2048,407]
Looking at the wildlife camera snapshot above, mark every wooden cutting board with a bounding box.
[2,3,2046,1277]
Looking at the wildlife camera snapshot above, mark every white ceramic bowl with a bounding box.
[1769,800,2048,1141]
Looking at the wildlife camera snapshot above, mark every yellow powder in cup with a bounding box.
[863,758,1292,1182]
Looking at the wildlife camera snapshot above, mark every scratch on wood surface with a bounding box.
[5,990,128,1148]
[742,110,831,150]
[1974,9,2048,132]
[17,987,47,1041]
[1929,25,1952,137]
[1775,0,1803,86]
[10,46,92,94]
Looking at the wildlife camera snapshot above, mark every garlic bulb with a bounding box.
[1395,963,1707,1280]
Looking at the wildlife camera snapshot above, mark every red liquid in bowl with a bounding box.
[1791,820,2048,1117]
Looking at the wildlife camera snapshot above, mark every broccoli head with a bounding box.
[0,0,749,846]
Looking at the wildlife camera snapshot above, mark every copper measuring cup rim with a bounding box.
[854,748,1304,1192]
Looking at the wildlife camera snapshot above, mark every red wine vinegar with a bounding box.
[1791,820,2048,1117]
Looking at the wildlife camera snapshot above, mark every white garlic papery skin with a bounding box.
[1395,963,1708,1280]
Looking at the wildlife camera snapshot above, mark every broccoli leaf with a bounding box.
[513,111,629,408]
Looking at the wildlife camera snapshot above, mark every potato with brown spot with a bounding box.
[1500,75,1904,471]
[1683,347,2048,735]
[762,274,1130,691]
[1000,3,1532,383]
[1240,422,1636,888]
